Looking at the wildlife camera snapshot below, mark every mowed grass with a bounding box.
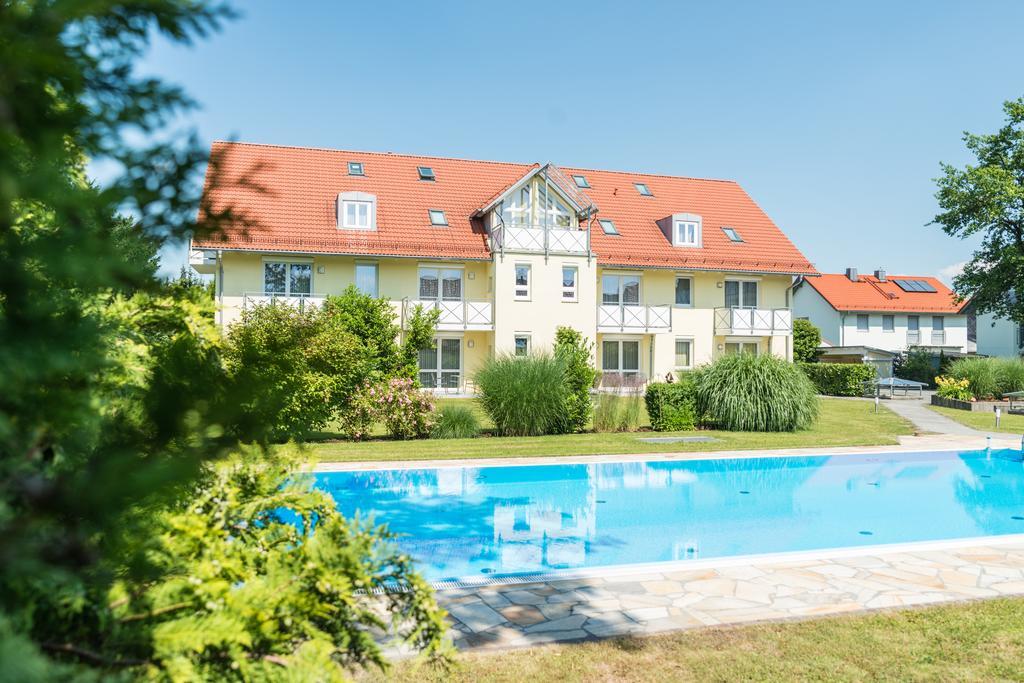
[929,404,1024,434]
[370,597,1024,682]
[308,398,912,463]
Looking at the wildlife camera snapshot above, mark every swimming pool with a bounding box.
[316,449,1024,582]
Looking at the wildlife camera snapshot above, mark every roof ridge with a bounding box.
[211,140,741,184]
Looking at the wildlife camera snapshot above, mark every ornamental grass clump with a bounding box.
[946,356,999,399]
[431,404,481,439]
[474,353,568,436]
[695,353,819,432]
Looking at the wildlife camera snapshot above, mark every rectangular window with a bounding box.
[514,335,530,357]
[882,314,894,332]
[514,264,531,300]
[908,315,920,331]
[419,267,462,301]
[634,183,652,196]
[355,263,378,297]
[428,209,447,226]
[347,161,364,176]
[674,276,692,306]
[417,166,435,181]
[722,227,743,242]
[932,315,945,331]
[562,266,577,301]
[602,274,640,306]
[341,200,371,229]
[572,174,590,188]
[602,339,640,375]
[725,342,759,356]
[264,261,312,297]
[419,338,461,389]
[674,221,699,246]
[674,338,692,369]
[724,280,757,308]
[857,314,870,332]
[599,219,619,235]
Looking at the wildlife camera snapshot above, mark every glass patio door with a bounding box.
[724,280,758,308]
[601,275,641,306]
[601,339,640,376]
[724,342,759,356]
[418,338,461,389]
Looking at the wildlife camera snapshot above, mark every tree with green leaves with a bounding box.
[553,326,598,433]
[0,2,447,678]
[933,97,1024,322]
[792,318,822,363]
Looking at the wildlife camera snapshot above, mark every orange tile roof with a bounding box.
[803,273,964,313]
[193,141,816,275]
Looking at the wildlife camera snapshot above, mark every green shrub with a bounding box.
[644,380,697,431]
[431,404,481,439]
[553,326,598,433]
[792,318,822,363]
[936,375,973,401]
[799,362,875,396]
[946,356,1024,398]
[593,391,645,432]
[474,353,568,436]
[695,354,819,432]
[895,348,939,387]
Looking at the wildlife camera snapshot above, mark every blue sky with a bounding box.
[139,0,1024,282]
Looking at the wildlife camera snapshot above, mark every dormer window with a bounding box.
[572,174,590,188]
[348,161,364,176]
[634,183,652,196]
[337,191,377,230]
[428,209,448,226]
[673,217,701,247]
[417,166,435,181]
[722,226,743,242]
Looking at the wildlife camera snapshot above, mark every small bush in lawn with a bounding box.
[431,404,481,439]
[645,379,697,431]
[695,354,819,432]
[474,353,568,436]
[799,362,875,396]
[374,377,434,439]
[553,326,598,433]
[594,375,645,432]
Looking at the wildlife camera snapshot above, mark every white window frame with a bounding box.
[599,219,619,235]
[601,272,642,306]
[674,275,693,307]
[513,334,531,357]
[724,278,758,308]
[674,337,694,370]
[561,265,578,302]
[601,338,641,376]
[514,263,531,300]
[932,315,945,331]
[418,336,462,390]
[724,341,759,356]
[882,314,895,332]
[428,209,448,226]
[340,199,373,230]
[857,314,870,332]
[674,220,700,247]
[262,259,314,297]
[418,266,463,302]
[354,261,378,297]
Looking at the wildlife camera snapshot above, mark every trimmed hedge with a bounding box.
[799,362,875,397]
[644,378,697,432]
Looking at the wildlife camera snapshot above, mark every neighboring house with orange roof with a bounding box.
[191,141,817,392]
[793,268,973,355]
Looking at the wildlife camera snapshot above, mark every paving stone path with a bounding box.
[438,541,1024,650]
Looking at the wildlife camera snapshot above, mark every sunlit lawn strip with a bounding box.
[929,404,1024,434]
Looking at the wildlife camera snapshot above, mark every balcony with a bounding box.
[931,330,946,345]
[597,304,672,332]
[907,330,921,345]
[714,307,792,336]
[242,292,326,309]
[404,299,494,331]
[491,224,589,255]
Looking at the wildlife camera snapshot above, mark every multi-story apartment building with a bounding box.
[793,269,972,355]
[190,142,816,392]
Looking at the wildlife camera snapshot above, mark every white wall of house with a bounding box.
[837,312,968,353]
[976,312,1023,357]
[792,284,842,345]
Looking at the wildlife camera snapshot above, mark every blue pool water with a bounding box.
[316,449,1024,582]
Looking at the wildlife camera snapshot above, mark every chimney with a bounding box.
[845,267,859,282]
[874,269,886,281]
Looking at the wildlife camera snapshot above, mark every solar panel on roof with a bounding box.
[893,278,936,293]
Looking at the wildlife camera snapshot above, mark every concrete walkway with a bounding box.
[880,395,986,436]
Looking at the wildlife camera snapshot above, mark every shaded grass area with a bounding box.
[371,597,1024,682]
[929,405,1024,435]
[309,398,912,463]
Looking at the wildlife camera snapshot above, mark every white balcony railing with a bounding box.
[907,330,921,345]
[491,224,589,254]
[597,304,672,332]
[409,299,494,331]
[242,292,326,309]
[931,330,946,345]
[714,307,792,336]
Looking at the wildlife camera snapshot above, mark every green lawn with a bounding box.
[370,597,1024,682]
[929,404,1024,434]
[308,398,912,463]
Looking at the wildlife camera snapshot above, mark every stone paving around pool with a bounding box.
[437,540,1024,650]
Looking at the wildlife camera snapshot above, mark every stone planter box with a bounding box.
[930,395,1014,412]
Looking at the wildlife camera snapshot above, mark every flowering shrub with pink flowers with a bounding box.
[341,378,435,440]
